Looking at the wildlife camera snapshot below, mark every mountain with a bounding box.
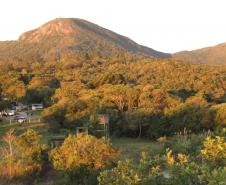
[173,43,226,65]
[0,18,170,62]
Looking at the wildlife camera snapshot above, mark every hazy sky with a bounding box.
[0,0,226,53]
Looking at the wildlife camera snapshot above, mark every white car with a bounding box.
[7,110,15,116]
[18,118,26,123]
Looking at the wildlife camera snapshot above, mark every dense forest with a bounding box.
[0,54,225,138]
[0,53,225,185]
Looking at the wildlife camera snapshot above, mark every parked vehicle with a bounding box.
[18,118,26,123]
[14,115,26,121]
[7,110,15,116]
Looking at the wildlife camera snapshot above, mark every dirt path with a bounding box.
[39,162,58,184]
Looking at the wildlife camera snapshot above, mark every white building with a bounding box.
[31,104,43,110]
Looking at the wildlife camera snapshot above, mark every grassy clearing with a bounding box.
[112,137,164,161]
[0,122,66,147]
[0,122,164,161]
[0,122,47,145]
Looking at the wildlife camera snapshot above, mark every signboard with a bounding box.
[98,114,109,125]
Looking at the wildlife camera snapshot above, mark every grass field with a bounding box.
[112,137,164,161]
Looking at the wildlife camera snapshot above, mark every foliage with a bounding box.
[0,55,225,138]
[0,129,46,179]
[201,136,226,165]
[50,133,118,184]
[99,135,226,185]
[163,133,205,155]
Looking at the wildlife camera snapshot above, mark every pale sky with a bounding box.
[0,0,226,53]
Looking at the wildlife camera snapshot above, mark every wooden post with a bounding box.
[98,114,109,140]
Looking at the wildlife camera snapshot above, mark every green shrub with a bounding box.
[99,135,226,185]
[163,134,204,155]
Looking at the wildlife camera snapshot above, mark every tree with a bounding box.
[185,95,208,107]
[50,134,118,184]
[108,85,128,111]
[1,129,16,178]
[125,109,149,138]
[42,104,66,129]
[150,89,170,113]
[94,72,126,87]
[0,129,46,178]
[213,103,226,127]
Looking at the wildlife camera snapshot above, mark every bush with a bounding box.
[99,135,226,185]
[163,134,204,155]
[201,136,226,166]
[0,129,47,180]
[98,153,166,185]
[50,133,118,184]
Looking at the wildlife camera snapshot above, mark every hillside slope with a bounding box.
[173,43,226,65]
[0,18,170,62]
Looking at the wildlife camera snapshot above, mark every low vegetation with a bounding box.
[0,127,225,185]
